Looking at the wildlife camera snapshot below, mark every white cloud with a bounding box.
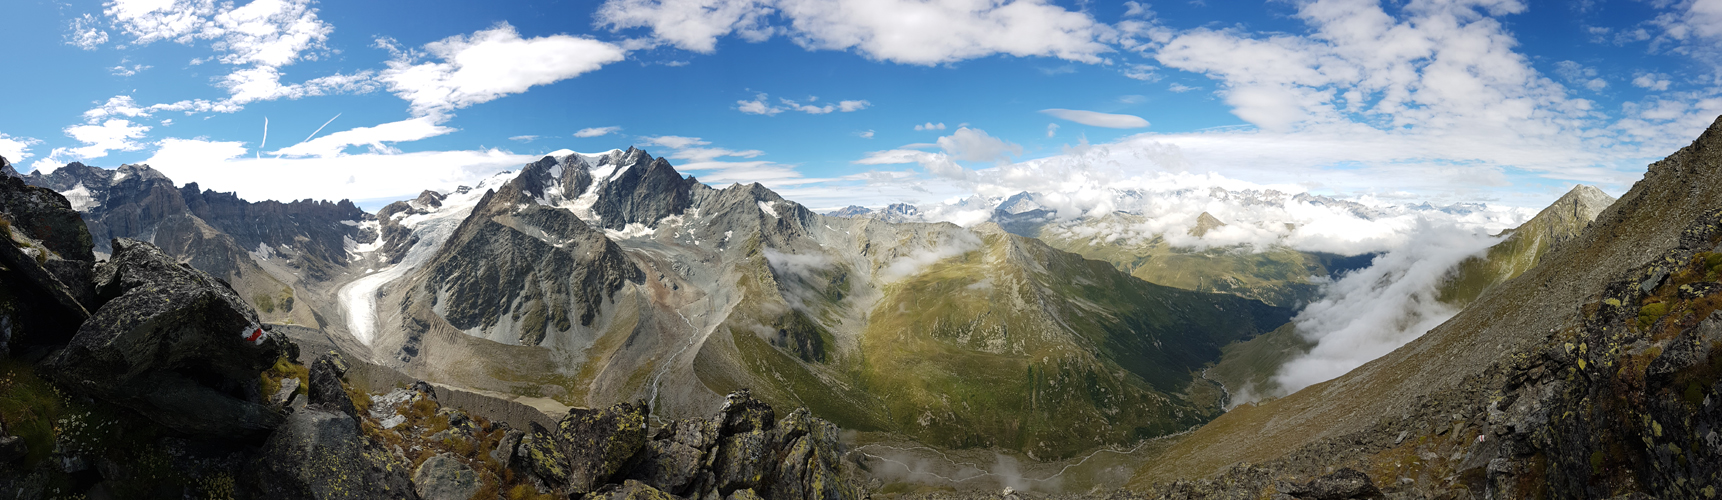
[379,23,627,116]
[142,138,538,203]
[595,0,1114,65]
[1046,123,1059,137]
[638,135,710,149]
[1272,222,1498,395]
[936,127,1021,163]
[509,135,540,142]
[66,13,110,50]
[1554,60,1608,91]
[110,63,152,77]
[271,117,455,157]
[98,0,372,113]
[736,93,870,115]
[668,147,765,162]
[854,149,931,165]
[1633,72,1673,91]
[914,122,946,131]
[574,126,623,137]
[1122,63,1160,81]
[1168,82,1200,93]
[64,119,152,160]
[858,129,875,139]
[0,134,42,162]
[1040,108,1151,128]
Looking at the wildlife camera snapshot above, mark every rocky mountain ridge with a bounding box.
[0,174,863,498]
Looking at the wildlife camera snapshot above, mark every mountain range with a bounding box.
[1,115,1718,498]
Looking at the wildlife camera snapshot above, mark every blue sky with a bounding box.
[1,0,1718,212]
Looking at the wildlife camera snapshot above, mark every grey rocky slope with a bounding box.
[1120,116,1722,498]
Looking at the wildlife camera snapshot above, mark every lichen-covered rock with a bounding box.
[587,479,680,500]
[250,408,418,499]
[43,238,286,436]
[412,453,481,500]
[558,401,650,494]
[631,438,705,494]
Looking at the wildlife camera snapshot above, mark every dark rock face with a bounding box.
[23,162,368,275]
[251,408,419,500]
[376,190,447,264]
[510,391,864,500]
[0,175,95,352]
[420,177,642,345]
[43,238,286,436]
[521,401,650,494]
[591,147,694,230]
[308,352,358,417]
[0,172,95,263]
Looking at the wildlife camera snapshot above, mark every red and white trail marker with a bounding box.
[241,324,265,344]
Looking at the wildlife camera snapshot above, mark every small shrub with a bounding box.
[1638,302,1671,329]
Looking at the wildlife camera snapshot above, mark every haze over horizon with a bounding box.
[2,0,1720,213]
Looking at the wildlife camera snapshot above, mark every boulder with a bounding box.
[0,174,95,352]
[1280,468,1384,500]
[412,453,481,500]
[43,238,286,437]
[307,352,358,417]
[250,408,418,499]
[587,479,679,500]
[557,401,650,494]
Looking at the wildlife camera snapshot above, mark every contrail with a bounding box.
[300,113,341,145]
[258,117,268,159]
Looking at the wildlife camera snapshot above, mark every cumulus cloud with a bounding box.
[936,127,1021,163]
[93,0,375,115]
[595,0,1114,65]
[575,126,623,137]
[379,23,627,116]
[271,117,456,157]
[0,134,42,162]
[1154,0,1599,144]
[65,13,109,50]
[1553,60,1608,92]
[1632,73,1672,91]
[736,93,870,115]
[857,129,875,139]
[1040,109,1150,128]
[1045,123,1059,137]
[914,122,946,131]
[1168,83,1200,93]
[65,119,152,160]
[1272,222,1499,394]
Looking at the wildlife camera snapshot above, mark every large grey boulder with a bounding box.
[251,408,418,499]
[412,453,481,500]
[43,238,286,436]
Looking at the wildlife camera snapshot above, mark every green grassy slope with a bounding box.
[707,224,1292,460]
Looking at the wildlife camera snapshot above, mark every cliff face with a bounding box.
[1128,117,1722,499]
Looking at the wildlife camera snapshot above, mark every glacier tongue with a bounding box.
[338,172,512,345]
